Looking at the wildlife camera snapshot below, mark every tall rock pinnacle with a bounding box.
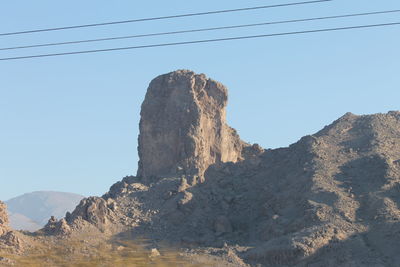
[137,70,247,180]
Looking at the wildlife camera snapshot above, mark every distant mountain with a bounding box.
[6,191,84,230]
[7,212,42,232]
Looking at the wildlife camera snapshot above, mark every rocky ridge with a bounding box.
[3,70,400,266]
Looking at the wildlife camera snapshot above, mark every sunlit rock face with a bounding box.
[0,201,9,236]
[0,201,23,250]
[137,70,247,181]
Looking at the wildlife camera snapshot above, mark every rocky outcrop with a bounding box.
[123,111,400,266]
[41,70,400,266]
[0,201,23,250]
[44,216,71,235]
[137,70,248,181]
[70,197,116,224]
[58,70,256,237]
[44,197,119,235]
[0,201,9,236]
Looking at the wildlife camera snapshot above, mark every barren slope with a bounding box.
[2,71,400,267]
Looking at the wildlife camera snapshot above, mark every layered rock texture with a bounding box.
[137,70,248,180]
[0,201,9,236]
[3,71,400,266]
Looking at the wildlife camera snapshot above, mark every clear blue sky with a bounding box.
[1,0,399,200]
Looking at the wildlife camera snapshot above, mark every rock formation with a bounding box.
[0,201,9,236]
[44,196,119,235]
[0,201,23,251]
[137,70,248,181]
[6,71,400,266]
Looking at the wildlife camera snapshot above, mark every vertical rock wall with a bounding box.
[137,70,247,180]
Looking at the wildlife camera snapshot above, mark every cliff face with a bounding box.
[137,70,247,181]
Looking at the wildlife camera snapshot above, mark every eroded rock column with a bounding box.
[137,70,247,180]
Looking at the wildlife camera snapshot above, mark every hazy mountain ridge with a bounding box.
[6,191,84,230]
[7,213,41,232]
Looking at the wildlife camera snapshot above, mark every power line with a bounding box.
[0,21,398,62]
[1,9,398,51]
[0,0,331,37]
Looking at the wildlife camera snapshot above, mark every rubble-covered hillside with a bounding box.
[2,70,400,266]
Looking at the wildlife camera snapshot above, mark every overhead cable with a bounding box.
[1,9,398,51]
[0,22,398,61]
[0,0,332,37]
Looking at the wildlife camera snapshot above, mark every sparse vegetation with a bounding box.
[1,239,201,267]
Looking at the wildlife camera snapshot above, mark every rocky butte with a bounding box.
[1,70,400,266]
[137,70,249,182]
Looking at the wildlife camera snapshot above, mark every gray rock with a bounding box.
[214,215,233,235]
[137,70,248,181]
[39,71,400,266]
[0,201,9,236]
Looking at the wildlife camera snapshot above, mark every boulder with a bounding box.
[66,197,117,232]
